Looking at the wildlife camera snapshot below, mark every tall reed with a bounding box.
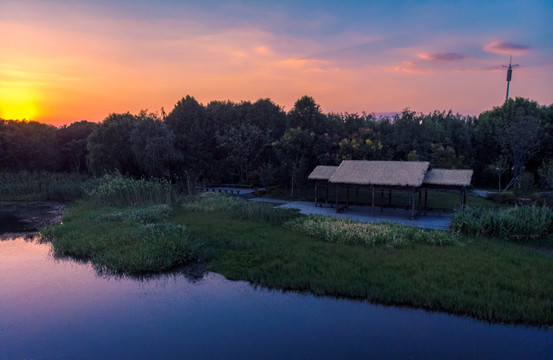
[451,205,553,240]
[0,171,88,201]
[86,172,176,206]
[181,192,299,225]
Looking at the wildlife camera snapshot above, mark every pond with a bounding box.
[0,206,552,359]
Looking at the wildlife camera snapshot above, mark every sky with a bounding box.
[1,0,552,126]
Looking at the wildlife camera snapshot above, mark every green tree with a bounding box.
[273,128,315,196]
[130,112,181,178]
[57,120,97,173]
[86,112,139,176]
[216,123,271,183]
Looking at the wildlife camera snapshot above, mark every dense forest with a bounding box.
[1,96,552,193]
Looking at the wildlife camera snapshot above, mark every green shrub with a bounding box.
[285,215,459,248]
[86,172,176,206]
[451,205,553,240]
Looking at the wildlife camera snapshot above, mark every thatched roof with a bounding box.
[423,169,473,187]
[329,160,430,187]
[308,165,338,180]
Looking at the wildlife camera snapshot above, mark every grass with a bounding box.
[171,210,553,326]
[0,171,89,201]
[42,192,553,326]
[452,205,553,241]
[42,203,199,274]
[285,215,459,247]
[87,172,177,206]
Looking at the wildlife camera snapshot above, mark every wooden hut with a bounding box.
[422,169,473,210]
[308,165,338,206]
[329,160,430,219]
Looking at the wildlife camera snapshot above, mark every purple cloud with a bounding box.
[418,52,466,62]
[483,41,530,54]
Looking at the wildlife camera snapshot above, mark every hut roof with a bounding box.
[329,160,430,187]
[423,169,473,187]
[308,165,338,180]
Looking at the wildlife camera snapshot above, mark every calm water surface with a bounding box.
[1,236,552,359]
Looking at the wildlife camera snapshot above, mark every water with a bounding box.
[0,215,552,359]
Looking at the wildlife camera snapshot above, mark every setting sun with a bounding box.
[0,84,40,120]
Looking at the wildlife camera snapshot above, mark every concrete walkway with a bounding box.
[271,200,453,231]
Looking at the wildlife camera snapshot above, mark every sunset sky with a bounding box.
[1,0,552,126]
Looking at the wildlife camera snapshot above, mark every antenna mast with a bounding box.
[502,56,519,101]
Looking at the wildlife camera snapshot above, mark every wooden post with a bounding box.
[424,189,428,209]
[411,191,415,220]
[371,187,375,216]
[326,183,329,204]
[336,185,339,212]
[346,185,349,207]
[314,183,318,206]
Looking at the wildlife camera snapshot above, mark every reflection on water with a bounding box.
[1,237,552,359]
[0,210,27,233]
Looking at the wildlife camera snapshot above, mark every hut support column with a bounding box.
[335,185,339,213]
[411,191,415,220]
[371,187,375,216]
[346,186,349,207]
[314,183,318,206]
[326,183,329,204]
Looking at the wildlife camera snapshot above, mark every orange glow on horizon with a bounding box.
[0,83,41,121]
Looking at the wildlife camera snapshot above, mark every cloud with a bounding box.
[418,52,466,62]
[394,61,429,74]
[483,41,530,54]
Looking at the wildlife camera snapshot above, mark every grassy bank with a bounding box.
[43,192,553,326]
[42,203,199,274]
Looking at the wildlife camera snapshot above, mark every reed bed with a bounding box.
[285,215,459,248]
[451,205,553,240]
[181,192,299,225]
[0,171,88,201]
[86,172,176,206]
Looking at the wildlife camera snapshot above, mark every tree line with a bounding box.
[1,95,552,193]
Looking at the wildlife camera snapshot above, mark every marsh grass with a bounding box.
[171,210,553,326]
[285,215,459,248]
[0,171,88,201]
[43,192,553,325]
[42,203,199,274]
[86,172,176,206]
[451,205,553,240]
[181,192,299,225]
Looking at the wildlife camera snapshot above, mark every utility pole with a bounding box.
[502,56,519,101]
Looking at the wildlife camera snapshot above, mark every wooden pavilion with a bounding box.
[308,161,473,220]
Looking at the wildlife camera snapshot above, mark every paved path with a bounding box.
[271,201,453,231]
